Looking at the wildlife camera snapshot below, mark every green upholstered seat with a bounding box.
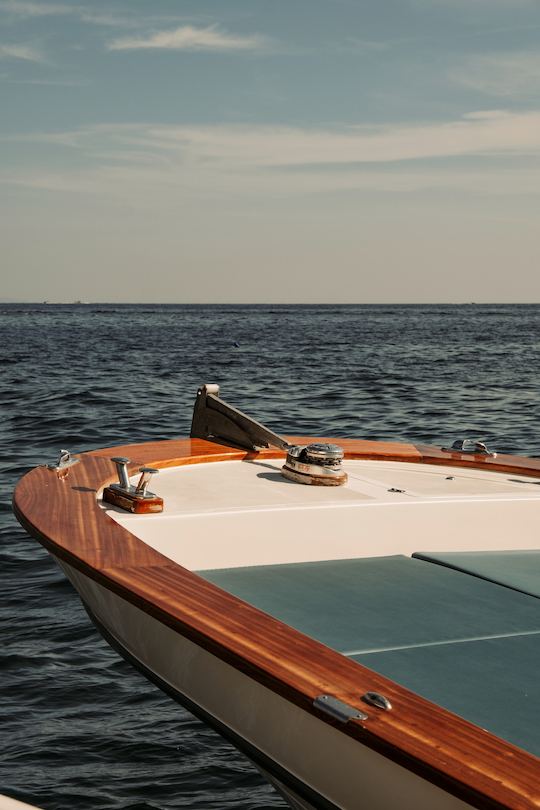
[198,555,540,756]
[412,550,540,599]
[199,556,540,654]
[351,633,540,757]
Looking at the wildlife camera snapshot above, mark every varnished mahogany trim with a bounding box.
[13,438,540,810]
[415,444,540,478]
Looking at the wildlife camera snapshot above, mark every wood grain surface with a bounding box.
[13,437,540,810]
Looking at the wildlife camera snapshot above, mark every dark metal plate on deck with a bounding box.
[313,694,368,723]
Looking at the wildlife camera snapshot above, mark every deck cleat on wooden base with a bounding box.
[102,457,163,514]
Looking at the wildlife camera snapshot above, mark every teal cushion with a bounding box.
[413,550,540,599]
[351,633,540,757]
[199,556,540,756]
[199,556,540,654]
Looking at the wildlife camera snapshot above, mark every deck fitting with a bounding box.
[362,692,392,711]
[313,694,368,723]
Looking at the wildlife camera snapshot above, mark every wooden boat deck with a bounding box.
[12,437,540,810]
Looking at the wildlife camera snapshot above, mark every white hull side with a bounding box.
[57,559,473,810]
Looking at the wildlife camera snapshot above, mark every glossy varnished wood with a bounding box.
[13,438,540,810]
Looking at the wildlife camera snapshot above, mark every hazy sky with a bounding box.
[1,0,539,302]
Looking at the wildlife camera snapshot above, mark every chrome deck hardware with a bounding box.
[191,384,348,486]
[313,695,368,723]
[362,692,392,711]
[109,458,160,499]
[103,458,163,514]
[111,457,131,491]
[282,443,348,486]
[46,449,80,478]
[442,439,496,458]
[135,467,159,497]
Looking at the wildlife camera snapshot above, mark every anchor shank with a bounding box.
[190,384,290,453]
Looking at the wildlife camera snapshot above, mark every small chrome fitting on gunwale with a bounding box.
[45,449,80,479]
[313,694,368,722]
[281,443,348,486]
[442,439,496,458]
[362,691,392,711]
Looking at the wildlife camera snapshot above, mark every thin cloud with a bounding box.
[5,162,540,198]
[4,110,540,208]
[452,52,540,96]
[0,43,44,61]
[11,109,540,166]
[97,110,540,166]
[0,1,189,28]
[108,25,266,52]
[0,1,71,15]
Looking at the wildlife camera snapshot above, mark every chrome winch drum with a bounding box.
[281,443,348,486]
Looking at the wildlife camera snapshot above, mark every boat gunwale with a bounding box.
[12,437,540,810]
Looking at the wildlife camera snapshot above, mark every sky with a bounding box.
[1,0,539,303]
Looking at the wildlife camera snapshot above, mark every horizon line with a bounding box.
[1,300,539,306]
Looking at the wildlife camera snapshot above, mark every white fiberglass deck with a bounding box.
[103,459,540,571]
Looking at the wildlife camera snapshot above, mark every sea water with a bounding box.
[1,303,539,809]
